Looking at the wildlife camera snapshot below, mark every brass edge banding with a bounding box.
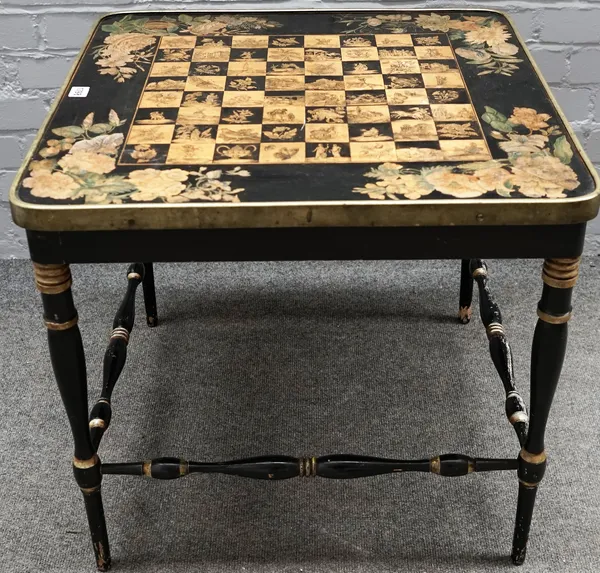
[537,308,572,324]
[430,456,441,474]
[542,258,581,289]
[73,454,99,469]
[44,315,78,331]
[80,485,101,494]
[180,459,189,477]
[89,418,107,429]
[520,449,547,465]
[142,461,152,477]
[33,263,72,294]
[518,478,539,488]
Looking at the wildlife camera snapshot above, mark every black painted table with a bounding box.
[9,9,599,571]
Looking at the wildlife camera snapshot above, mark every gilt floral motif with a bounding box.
[353,106,580,201]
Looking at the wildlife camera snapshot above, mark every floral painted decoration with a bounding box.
[334,13,413,34]
[22,110,250,204]
[352,106,579,201]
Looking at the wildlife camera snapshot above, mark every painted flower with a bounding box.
[471,165,514,194]
[509,154,579,198]
[374,174,434,200]
[58,151,116,174]
[128,168,189,201]
[490,42,519,56]
[186,19,229,35]
[465,21,511,48]
[28,159,56,174]
[70,133,124,156]
[509,108,551,131]
[367,18,383,27]
[103,33,156,53]
[421,167,488,198]
[22,170,80,199]
[415,13,452,32]
[499,134,549,155]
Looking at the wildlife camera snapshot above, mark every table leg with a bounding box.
[511,257,580,565]
[459,259,473,323]
[33,262,111,571]
[142,262,158,327]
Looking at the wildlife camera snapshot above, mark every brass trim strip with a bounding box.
[430,456,441,474]
[537,308,572,324]
[89,418,107,429]
[142,461,152,477]
[33,263,72,294]
[80,485,101,494]
[44,315,78,331]
[472,268,488,279]
[180,460,189,477]
[127,272,142,281]
[73,454,99,469]
[542,258,581,289]
[518,479,539,488]
[486,322,505,338]
[110,326,130,344]
[520,449,547,465]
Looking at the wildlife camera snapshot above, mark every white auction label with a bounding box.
[68,86,90,98]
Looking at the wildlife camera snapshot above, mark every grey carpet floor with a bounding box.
[1,259,599,573]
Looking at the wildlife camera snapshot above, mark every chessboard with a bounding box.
[118,33,493,166]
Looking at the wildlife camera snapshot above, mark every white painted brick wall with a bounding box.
[0,0,599,258]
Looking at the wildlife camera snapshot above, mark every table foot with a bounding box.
[33,262,111,571]
[458,259,473,323]
[511,257,580,565]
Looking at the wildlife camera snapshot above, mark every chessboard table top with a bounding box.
[9,10,599,231]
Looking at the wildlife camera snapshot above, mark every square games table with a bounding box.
[9,9,599,571]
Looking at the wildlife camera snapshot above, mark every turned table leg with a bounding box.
[142,262,158,327]
[33,263,111,571]
[459,259,474,324]
[511,257,580,565]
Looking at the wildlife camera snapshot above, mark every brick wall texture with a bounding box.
[0,0,599,257]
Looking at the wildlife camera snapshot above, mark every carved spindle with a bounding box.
[471,259,528,446]
[512,257,580,565]
[459,259,474,323]
[101,453,518,480]
[90,263,144,450]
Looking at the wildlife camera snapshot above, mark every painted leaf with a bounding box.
[88,123,112,134]
[82,113,95,130]
[178,14,193,23]
[52,126,84,138]
[108,109,120,126]
[553,136,574,165]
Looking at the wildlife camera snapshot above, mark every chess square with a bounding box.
[222,91,265,107]
[342,61,382,75]
[267,62,305,76]
[267,48,305,62]
[350,123,394,143]
[226,76,266,91]
[180,92,222,107]
[139,91,184,108]
[344,74,385,91]
[380,60,421,75]
[261,125,303,142]
[386,88,429,106]
[389,105,433,121]
[305,76,345,91]
[346,90,387,106]
[214,144,259,163]
[305,61,343,76]
[191,47,231,62]
[231,35,269,48]
[414,46,454,60]
[305,35,340,48]
[341,36,376,48]
[347,105,391,124]
[306,107,347,124]
[396,142,446,162]
[263,105,305,124]
[264,92,305,107]
[160,36,196,49]
[172,125,217,143]
[419,60,458,73]
[190,63,228,76]
[127,125,175,145]
[440,139,490,160]
[436,121,482,140]
[392,120,438,141]
[216,124,262,144]
[265,76,305,91]
[341,47,379,61]
[150,62,191,77]
[122,144,170,165]
[134,108,178,124]
[196,37,232,47]
[378,47,417,60]
[350,141,396,161]
[305,90,346,107]
[384,74,424,89]
[166,142,216,164]
[375,34,413,47]
[184,76,227,91]
[430,104,476,121]
[427,88,469,105]
[230,48,268,62]
[421,72,465,89]
[177,106,222,125]
[305,124,349,143]
[269,36,304,48]
[228,61,267,76]
[306,142,350,162]
[259,142,305,163]
[221,107,263,124]
[156,49,193,63]
[145,78,187,91]
[413,34,449,47]
[305,48,341,62]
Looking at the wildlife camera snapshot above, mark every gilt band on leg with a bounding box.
[89,263,144,451]
[470,259,528,446]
